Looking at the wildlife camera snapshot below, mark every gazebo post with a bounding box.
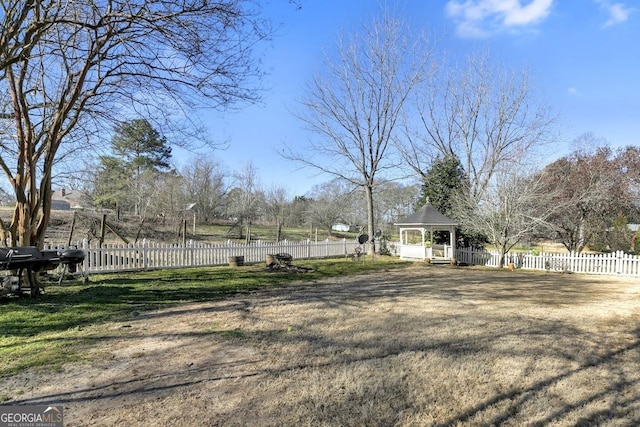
[421,227,426,259]
[450,226,456,259]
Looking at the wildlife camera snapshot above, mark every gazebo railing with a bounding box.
[400,244,428,260]
[398,243,454,260]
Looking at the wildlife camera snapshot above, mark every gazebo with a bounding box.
[395,203,458,262]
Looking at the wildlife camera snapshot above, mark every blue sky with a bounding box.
[175,0,639,196]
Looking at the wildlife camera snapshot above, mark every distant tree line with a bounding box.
[87,117,640,260]
[88,119,420,242]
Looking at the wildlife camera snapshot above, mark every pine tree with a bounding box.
[93,120,172,215]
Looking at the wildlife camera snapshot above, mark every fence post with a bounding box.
[616,250,622,275]
[139,239,144,270]
[568,251,574,274]
[82,238,89,273]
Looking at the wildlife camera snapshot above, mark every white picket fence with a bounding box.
[456,247,640,277]
[46,238,366,274]
[43,239,639,278]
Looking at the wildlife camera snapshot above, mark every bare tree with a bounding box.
[227,162,264,243]
[0,1,55,72]
[615,145,640,221]
[453,164,551,267]
[264,185,290,241]
[339,179,419,231]
[305,180,352,238]
[150,169,186,226]
[0,0,271,247]
[373,180,420,226]
[538,136,638,253]
[182,157,228,224]
[400,52,556,199]
[130,168,164,221]
[285,195,311,228]
[284,10,431,255]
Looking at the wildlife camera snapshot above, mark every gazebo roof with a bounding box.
[395,203,457,226]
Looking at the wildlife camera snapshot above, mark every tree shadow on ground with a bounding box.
[4,265,640,425]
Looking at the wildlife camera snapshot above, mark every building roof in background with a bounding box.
[52,188,88,209]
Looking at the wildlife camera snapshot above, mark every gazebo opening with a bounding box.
[394,203,458,262]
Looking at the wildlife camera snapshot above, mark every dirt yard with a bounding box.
[3,266,640,426]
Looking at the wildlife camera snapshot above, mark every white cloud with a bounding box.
[567,87,579,96]
[597,1,633,27]
[445,0,554,38]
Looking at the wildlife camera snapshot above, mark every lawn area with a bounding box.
[1,261,639,426]
[0,256,409,377]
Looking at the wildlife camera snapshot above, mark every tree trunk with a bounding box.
[34,177,54,248]
[13,201,31,247]
[365,185,376,256]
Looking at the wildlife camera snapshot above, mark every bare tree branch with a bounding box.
[537,136,639,253]
[400,51,557,199]
[453,163,553,267]
[0,0,273,246]
[283,9,432,254]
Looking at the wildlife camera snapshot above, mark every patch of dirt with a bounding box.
[2,267,640,426]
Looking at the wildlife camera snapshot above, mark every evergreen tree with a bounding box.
[417,155,466,217]
[112,119,172,174]
[418,155,488,248]
[93,119,172,215]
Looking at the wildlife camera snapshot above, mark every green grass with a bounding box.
[181,222,360,244]
[0,256,410,377]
